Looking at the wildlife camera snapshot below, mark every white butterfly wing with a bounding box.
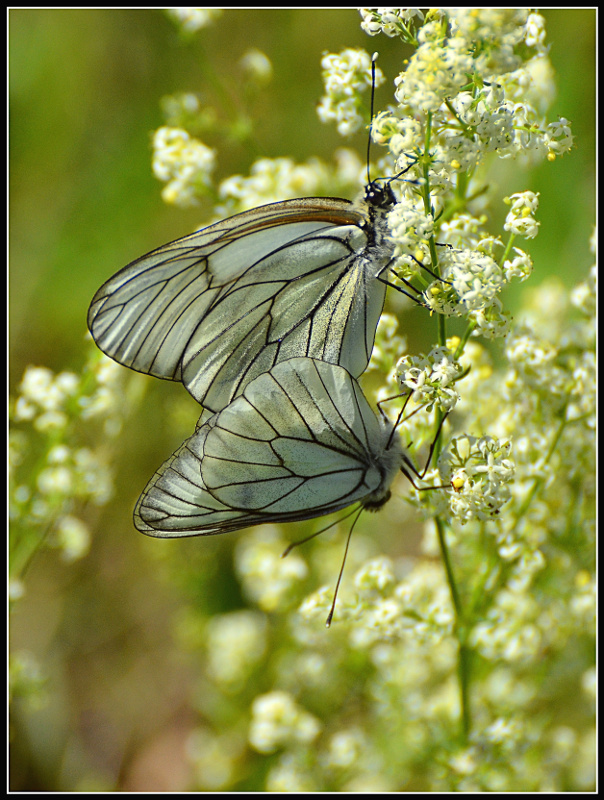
[88,190,394,413]
[135,358,402,537]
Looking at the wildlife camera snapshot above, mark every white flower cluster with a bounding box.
[215,150,364,217]
[345,559,456,649]
[352,9,572,183]
[239,48,273,86]
[296,554,455,650]
[446,8,545,67]
[423,247,514,339]
[235,528,308,612]
[571,263,596,319]
[387,198,435,265]
[317,48,385,136]
[152,126,216,207]
[51,514,90,562]
[14,354,126,432]
[438,434,515,523]
[440,249,505,310]
[10,348,135,566]
[385,183,535,339]
[14,366,79,431]
[35,444,112,509]
[165,7,223,33]
[359,8,424,38]
[395,20,475,114]
[249,690,321,754]
[217,157,325,212]
[471,587,544,664]
[504,191,540,239]
[205,610,268,687]
[450,88,517,154]
[396,346,463,413]
[505,326,572,412]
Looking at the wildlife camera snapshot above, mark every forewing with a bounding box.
[89,197,388,413]
[135,358,385,537]
[180,222,388,411]
[134,426,249,536]
[88,244,217,380]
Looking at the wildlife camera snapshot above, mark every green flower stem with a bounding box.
[513,408,568,523]
[435,514,472,740]
[417,115,472,737]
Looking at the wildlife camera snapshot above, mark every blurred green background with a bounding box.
[9,9,595,791]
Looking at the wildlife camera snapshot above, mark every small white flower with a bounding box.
[239,48,273,85]
[152,126,215,207]
[37,465,72,496]
[524,12,547,51]
[206,611,268,686]
[359,8,424,38]
[503,247,533,282]
[394,23,474,116]
[217,156,328,213]
[165,8,223,33]
[235,528,308,612]
[544,117,574,156]
[353,556,395,593]
[504,191,540,239]
[439,435,515,523]
[318,48,384,137]
[325,729,366,768]
[18,366,54,401]
[396,346,463,413]
[54,515,91,562]
[249,691,321,754]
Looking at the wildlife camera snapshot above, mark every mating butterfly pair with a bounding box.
[88,180,429,537]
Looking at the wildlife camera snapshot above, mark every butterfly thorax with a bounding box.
[345,181,396,290]
[362,423,406,512]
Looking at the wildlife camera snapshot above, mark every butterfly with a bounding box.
[134,357,420,537]
[88,182,400,414]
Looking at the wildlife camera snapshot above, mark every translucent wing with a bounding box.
[88,186,395,413]
[135,357,406,537]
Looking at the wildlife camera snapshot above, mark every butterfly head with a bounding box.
[364,180,396,210]
[362,487,392,512]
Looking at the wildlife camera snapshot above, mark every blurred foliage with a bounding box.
[9,9,594,791]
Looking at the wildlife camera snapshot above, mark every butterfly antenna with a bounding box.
[281,507,359,558]
[381,388,414,451]
[367,52,379,185]
[325,507,363,627]
[399,410,451,491]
